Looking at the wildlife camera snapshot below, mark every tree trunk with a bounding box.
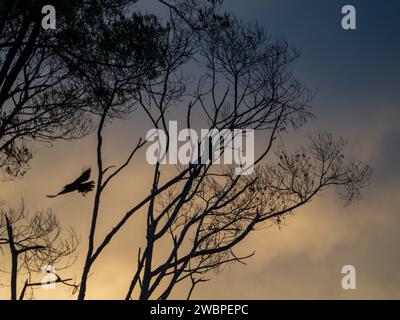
[78,107,108,300]
[10,251,18,300]
[5,215,18,300]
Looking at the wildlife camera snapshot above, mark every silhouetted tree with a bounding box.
[71,1,371,300]
[0,0,101,180]
[0,0,158,181]
[0,202,78,300]
[75,0,230,300]
[1,0,168,299]
[59,2,169,300]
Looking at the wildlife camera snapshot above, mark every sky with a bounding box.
[1,0,400,299]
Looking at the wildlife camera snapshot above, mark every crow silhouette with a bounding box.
[47,168,95,198]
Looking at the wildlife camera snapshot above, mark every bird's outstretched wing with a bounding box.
[78,181,95,196]
[71,168,91,185]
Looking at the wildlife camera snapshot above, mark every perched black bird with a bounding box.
[47,168,95,198]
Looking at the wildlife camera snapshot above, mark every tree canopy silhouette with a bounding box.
[0,0,373,300]
[0,0,166,180]
[70,0,372,300]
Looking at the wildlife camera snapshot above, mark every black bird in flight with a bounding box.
[47,168,95,198]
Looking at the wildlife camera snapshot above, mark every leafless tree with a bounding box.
[0,202,78,300]
[73,1,371,300]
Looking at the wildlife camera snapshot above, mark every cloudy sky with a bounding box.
[1,0,400,299]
